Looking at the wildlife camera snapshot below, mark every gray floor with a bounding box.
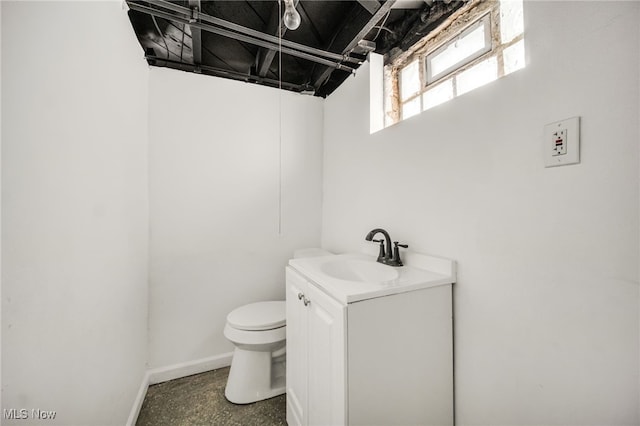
[136,367,287,426]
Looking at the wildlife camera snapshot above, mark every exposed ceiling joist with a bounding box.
[146,0,360,65]
[126,0,466,97]
[255,2,290,78]
[128,1,358,72]
[312,0,396,90]
[256,1,322,79]
[357,0,382,15]
[338,0,396,60]
[188,0,202,65]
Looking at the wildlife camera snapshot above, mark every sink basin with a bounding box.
[320,259,399,283]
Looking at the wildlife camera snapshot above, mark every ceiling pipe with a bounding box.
[141,0,361,65]
[145,55,310,91]
[128,2,357,72]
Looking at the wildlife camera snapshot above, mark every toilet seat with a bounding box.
[227,301,285,331]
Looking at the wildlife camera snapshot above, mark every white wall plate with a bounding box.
[544,116,580,167]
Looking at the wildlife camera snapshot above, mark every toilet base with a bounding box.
[225,346,286,404]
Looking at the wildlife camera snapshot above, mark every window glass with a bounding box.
[400,60,421,101]
[427,16,490,82]
[457,56,498,95]
[500,0,524,44]
[503,39,525,75]
[402,97,421,120]
[423,79,454,111]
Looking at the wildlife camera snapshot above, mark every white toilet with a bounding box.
[223,248,331,404]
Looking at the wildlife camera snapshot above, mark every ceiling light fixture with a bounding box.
[283,0,301,30]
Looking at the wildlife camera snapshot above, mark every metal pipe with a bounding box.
[128,2,358,72]
[146,55,310,91]
[144,0,361,65]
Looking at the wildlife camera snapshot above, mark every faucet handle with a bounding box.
[392,242,408,266]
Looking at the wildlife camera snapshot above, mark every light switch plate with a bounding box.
[544,116,580,167]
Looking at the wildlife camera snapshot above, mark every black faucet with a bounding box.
[365,228,408,267]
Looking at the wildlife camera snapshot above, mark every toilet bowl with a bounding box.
[224,301,286,404]
[223,248,332,404]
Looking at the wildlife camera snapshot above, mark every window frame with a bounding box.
[425,13,492,85]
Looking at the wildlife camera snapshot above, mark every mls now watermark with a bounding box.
[4,408,57,420]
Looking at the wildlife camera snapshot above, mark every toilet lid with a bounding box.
[227,301,286,331]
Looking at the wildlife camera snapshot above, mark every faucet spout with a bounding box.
[365,228,393,263]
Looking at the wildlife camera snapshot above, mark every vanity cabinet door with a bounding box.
[286,268,308,426]
[305,283,346,426]
[286,267,347,426]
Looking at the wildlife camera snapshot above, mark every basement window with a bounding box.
[426,14,491,84]
[385,0,525,126]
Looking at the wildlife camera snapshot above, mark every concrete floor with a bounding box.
[136,367,286,426]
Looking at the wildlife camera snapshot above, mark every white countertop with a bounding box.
[288,251,456,304]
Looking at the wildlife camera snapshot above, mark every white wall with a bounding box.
[323,1,639,424]
[1,1,4,414]
[147,68,323,368]
[1,2,149,425]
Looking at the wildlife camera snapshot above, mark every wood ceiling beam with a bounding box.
[311,0,396,90]
[188,0,202,65]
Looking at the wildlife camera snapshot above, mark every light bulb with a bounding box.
[283,0,301,30]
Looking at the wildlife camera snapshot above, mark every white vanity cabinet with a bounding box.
[286,252,454,426]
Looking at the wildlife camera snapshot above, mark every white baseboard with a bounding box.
[126,371,150,426]
[126,352,234,425]
[147,352,234,385]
